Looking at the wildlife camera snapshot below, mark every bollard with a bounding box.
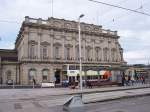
[33,82,34,88]
[63,94,85,112]
[13,81,15,89]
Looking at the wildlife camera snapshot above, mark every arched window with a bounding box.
[6,70,11,80]
[42,46,48,59]
[65,47,70,60]
[28,69,36,81]
[30,44,36,59]
[42,69,49,81]
[86,46,91,60]
[95,47,101,61]
[54,46,59,59]
[53,43,62,59]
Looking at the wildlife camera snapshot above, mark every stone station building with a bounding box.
[0,16,126,85]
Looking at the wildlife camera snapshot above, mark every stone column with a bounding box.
[21,65,28,85]
[36,67,42,84]
[37,33,41,60]
[23,27,29,59]
[62,35,65,59]
[92,39,95,61]
[82,34,86,61]
[101,47,104,61]
[109,48,112,62]
[73,39,76,60]
[50,35,54,59]
[72,33,76,60]
[49,66,55,82]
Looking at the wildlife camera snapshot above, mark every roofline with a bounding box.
[0,49,17,53]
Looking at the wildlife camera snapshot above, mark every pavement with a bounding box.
[0,84,150,112]
[0,83,150,100]
[0,84,149,98]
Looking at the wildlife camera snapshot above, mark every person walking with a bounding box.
[141,76,145,84]
[33,78,36,85]
[125,75,129,86]
[121,72,125,86]
[131,76,135,86]
[128,75,131,86]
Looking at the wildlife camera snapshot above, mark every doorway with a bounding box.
[55,70,61,84]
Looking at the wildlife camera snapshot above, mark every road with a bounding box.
[1,95,148,112]
[47,96,150,112]
[84,96,150,112]
[0,94,150,112]
[0,87,150,112]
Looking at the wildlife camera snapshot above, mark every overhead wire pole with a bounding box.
[89,0,150,17]
[51,0,53,17]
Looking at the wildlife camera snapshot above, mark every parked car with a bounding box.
[7,80,13,85]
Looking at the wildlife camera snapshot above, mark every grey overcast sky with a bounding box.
[0,0,150,64]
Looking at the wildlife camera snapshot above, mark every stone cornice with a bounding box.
[22,23,119,38]
[15,16,120,48]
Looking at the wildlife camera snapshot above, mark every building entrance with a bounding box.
[55,70,61,84]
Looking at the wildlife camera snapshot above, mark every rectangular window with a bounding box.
[86,49,90,60]
[30,44,35,59]
[55,46,59,59]
[43,46,48,59]
[75,47,79,60]
[65,47,70,59]
[95,49,99,60]
[111,51,115,61]
[103,49,108,61]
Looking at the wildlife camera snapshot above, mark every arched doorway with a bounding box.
[42,69,49,82]
[55,70,61,84]
[6,70,11,80]
[28,68,36,85]
[6,70,13,85]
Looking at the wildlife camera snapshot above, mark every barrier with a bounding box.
[41,82,55,88]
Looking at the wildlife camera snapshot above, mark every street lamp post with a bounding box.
[78,14,84,91]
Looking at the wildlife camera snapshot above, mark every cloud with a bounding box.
[124,49,150,64]
[0,0,150,64]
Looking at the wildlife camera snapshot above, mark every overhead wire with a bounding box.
[89,0,150,16]
[97,0,130,25]
[94,0,150,26]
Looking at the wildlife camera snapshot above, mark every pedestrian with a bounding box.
[125,75,129,86]
[86,80,92,88]
[121,72,125,86]
[141,76,145,84]
[131,76,135,86]
[128,75,131,86]
[33,78,36,85]
[121,74,125,86]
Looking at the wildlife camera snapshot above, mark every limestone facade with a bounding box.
[0,16,126,85]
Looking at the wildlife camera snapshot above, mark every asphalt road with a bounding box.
[55,96,150,112]
[0,87,150,112]
[0,95,150,112]
[84,95,150,112]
